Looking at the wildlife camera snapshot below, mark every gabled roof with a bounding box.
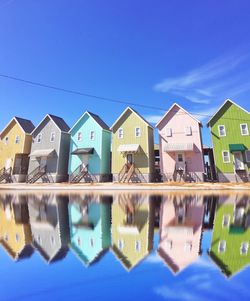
[70,111,110,133]
[0,116,35,139]
[31,114,70,135]
[156,103,202,128]
[207,99,250,127]
[110,107,154,130]
[32,240,68,263]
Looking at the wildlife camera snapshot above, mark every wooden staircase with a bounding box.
[70,164,89,183]
[118,163,136,183]
[26,165,47,184]
[0,167,12,183]
[173,162,187,182]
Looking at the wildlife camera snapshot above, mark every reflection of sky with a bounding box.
[1,231,250,301]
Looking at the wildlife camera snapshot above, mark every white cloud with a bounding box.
[144,114,162,124]
[144,253,163,264]
[154,286,208,301]
[191,256,216,270]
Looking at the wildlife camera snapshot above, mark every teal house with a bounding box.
[68,195,111,266]
[68,111,111,182]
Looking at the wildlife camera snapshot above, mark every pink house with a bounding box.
[156,103,205,182]
[157,194,204,273]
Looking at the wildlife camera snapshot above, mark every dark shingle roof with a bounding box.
[87,112,110,131]
[48,114,70,132]
[15,117,35,134]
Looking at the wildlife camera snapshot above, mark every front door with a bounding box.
[126,154,133,166]
[234,152,244,170]
[81,155,88,169]
[176,153,185,170]
[40,156,47,168]
[5,158,11,170]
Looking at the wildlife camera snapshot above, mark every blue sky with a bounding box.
[1,1,250,146]
[1,231,250,301]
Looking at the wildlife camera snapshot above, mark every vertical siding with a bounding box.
[57,132,70,177]
[210,102,250,174]
[101,130,111,174]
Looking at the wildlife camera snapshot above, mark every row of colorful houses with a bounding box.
[0,99,249,183]
[0,192,249,277]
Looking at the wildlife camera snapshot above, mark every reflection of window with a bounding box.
[37,235,42,243]
[222,151,230,163]
[77,132,82,141]
[166,128,172,137]
[15,135,20,144]
[246,150,250,163]
[90,238,94,247]
[50,132,55,142]
[218,125,226,137]
[51,236,55,245]
[166,240,172,250]
[15,233,20,242]
[135,240,141,252]
[240,123,249,136]
[135,127,141,137]
[77,237,81,246]
[37,134,42,143]
[118,239,124,250]
[185,126,192,136]
[4,233,9,241]
[90,131,95,140]
[118,128,123,139]
[184,242,192,252]
[240,242,249,255]
[218,240,226,253]
[222,215,230,227]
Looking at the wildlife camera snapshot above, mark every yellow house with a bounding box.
[0,194,33,261]
[0,117,35,182]
[111,193,155,270]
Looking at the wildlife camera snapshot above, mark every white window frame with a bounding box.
[90,238,94,247]
[15,135,20,144]
[184,241,192,252]
[222,215,230,228]
[118,128,124,139]
[135,240,141,252]
[218,125,226,137]
[15,233,20,242]
[240,123,249,136]
[135,127,141,138]
[246,150,250,163]
[90,131,95,140]
[240,242,249,255]
[4,136,9,145]
[218,240,226,253]
[51,235,55,245]
[50,132,55,142]
[222,150,230,163]
[37,133,42,143]
[185,126,192,136]
[118,239,124,250]
[166,127,172,137]
[77,132,82,141]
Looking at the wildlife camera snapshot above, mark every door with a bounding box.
[176,153,185,170]
[234,152,244,170]
[40,156,47,168]
[81,155,88,169]
[5,158,11,170]
[126,154,133,166]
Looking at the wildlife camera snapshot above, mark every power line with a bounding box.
[0,73,249,122]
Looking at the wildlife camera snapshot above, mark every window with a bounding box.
[37,133,42,143]
[222,151,230,163]
[118,128,124,139]
[177,154,184,162]
[15,135,20,144]
[4,233,9,241]
[77,132,82,141]
[240,123,249,136]
[37,235,42,243]
[118,239,124,250]
[240,242,249,255]
[218,125,226,137]
[15,233,20,242]
[90,131,95,140]
[166,240,172,250]
[50,132,55,142]
[4,137,9,145]
[246,150,250,163]
[135,127,141,137]
[222,215,230,227]
[51,236,55,245]
[184,242,192,252]
[185,126,192,136]
[218,240,226,253]
[135,240,141,252]
[166,128,172,137]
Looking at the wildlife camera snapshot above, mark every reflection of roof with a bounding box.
[33,241,68,263]
[0,239,34,261]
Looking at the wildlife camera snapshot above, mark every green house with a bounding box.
[209,195,250,277]
[207,99,250,182]
[110,107,155,183]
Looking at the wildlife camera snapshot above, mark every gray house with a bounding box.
[27,114,70,183]
[28,194,70,263]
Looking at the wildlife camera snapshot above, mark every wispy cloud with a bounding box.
[144,253,163,264]
[144,114,162,124]
[154,51,250,105]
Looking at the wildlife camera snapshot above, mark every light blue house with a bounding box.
[68,195,111,266]
[68,111,111,182]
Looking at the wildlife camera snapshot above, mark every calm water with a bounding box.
[0,191,250,301]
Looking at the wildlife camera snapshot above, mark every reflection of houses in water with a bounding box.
[28,194,70,263]
[111,193,155,270]
[209,194,250,277]
[68,194,111,266]
[0,194,33,261]
[157,194,204,273]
